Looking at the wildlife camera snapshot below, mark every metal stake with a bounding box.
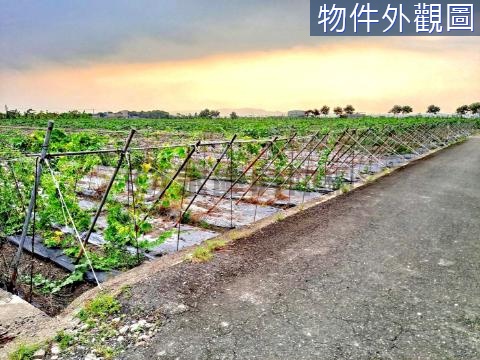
[9,120,54,290]
[206,137,278,214]
[142,141,200,223]
[177,135,237,224]
[236,133,297,204]
[76,129,136,260]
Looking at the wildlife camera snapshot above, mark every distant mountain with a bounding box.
[218,108,285,117]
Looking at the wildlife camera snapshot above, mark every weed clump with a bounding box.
[190,239,227,262]
[191,246,213,262]
[94,345,117,359]
[77,293,120,327]
[8,343,41,360]
[206,239,226,252]
[276,212,286,221]
[54,330,74,350]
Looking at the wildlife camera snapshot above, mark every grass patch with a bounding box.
[77,293,120,327]
[54,330,74,350]
[119,284,133,299]
[276,212,286,221]
[191,246,213,262]
[205,239,226,252]
[225,230,242,242]
[94,345,117,360]
[198,220,211,229]
[8,343,41,360]
[190,239,227,263]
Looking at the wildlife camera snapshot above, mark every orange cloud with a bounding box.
[1,40,479,114]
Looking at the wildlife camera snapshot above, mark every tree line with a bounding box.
[455,103,480,115]
[304,102,479,117]
[0,109,92,120]
[305,105,356,117]
[1,103,479,120]
[388,102,480,115]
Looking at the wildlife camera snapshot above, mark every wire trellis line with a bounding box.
[1,119,477,292]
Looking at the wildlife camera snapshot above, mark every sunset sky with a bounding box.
[1,0,479,114]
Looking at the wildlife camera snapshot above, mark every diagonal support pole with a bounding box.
[9,120,54,290]
[235,133,297,204]
[274,132,330,191]
[177,135,237,224]
[206,136,278,214]
[142,141,201,223]
[76,129,136,261]
[249,132,320,200]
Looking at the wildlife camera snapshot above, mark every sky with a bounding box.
[0,0,479,114]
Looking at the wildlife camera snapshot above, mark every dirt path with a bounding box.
[117,138,480,360]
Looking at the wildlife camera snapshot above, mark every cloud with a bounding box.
[1,41,478,113]
[2,1,478,71]
[0,0,323,69]
[1,1,478,113]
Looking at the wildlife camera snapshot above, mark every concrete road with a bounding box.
[121,138,480,360]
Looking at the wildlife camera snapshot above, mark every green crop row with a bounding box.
[1,115,478,140]
[0,118,477,295]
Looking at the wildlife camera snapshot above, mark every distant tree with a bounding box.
[426,105,440,114]
[469,102,480,114]
[230,111,239,119]
[320,105,330,116]
[344,105,355,115]
[387,105,413,115]
[199,109,220,118]
[456,104,470,115]
[36,110,47,119]
[6,109,20,119]
[333,107,344,116]
[24,108,35,118]
[199,109,211,118]
[306,109,320,117]
[128,110,169,119]
[389,105,403,115]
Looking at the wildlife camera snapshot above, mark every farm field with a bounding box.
[1,115,477,141]
[0,116,478,315]
[3,1,479,357]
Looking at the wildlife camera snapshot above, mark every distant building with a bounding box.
[113,110,129,118]
[107,110,128,119]
[93,110,129,119]
[347,113,366,118]
[287,110,306,117]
